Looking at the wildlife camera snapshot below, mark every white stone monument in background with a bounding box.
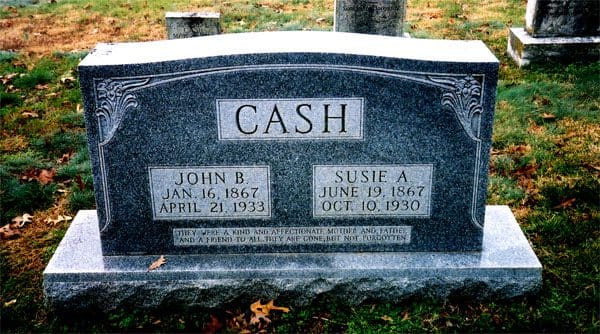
[508,0,600,67]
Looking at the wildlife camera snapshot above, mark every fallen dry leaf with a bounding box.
[56,152,73,164]
[44,214,72,225]
[148,255,166,271]
[542,113,556,120]
[202,315,223,334]
[21,111,39,118]
[37,168,56,185]
[12,213,33,227]
[554,198,576,209]
[21,169,38,182]
[60,75,76,84]
[1,73,18,84]
[1,223,22,239]
[381,315,394,323]
[249,300,289,327]
[3,299,17,307]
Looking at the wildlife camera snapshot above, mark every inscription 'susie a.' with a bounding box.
[313,165,433,218]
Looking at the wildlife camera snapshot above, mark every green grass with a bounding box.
[1,0,599,332]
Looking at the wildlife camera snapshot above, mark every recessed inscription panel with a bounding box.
[174,225,411,246]
[313,165,433,218]
[149,166,271,220]
[217,98,364,140]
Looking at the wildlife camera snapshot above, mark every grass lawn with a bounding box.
[1,0,598,332]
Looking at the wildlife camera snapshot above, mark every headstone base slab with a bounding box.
[508,28,600,67]
[43,206,541,312]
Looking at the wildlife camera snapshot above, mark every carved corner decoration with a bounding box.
[429,75,485,229]
[94,78,150,232]
[429,75,483,141]
[94,78,150,145]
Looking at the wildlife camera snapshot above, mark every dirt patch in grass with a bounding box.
[1,1,333,57]
[0,9,166,55]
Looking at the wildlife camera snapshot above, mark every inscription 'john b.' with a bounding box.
[217,98,364,140]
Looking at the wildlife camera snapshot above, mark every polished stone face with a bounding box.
[78,31,499,255]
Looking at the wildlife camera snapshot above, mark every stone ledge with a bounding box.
[507,28,600,67]
[43,206,541,312]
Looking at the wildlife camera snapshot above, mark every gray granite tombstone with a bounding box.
[78,33,496,256]
[508,0,599,66]
[334,0,406,36]
[165,12,220,39]
[44,32,541,311]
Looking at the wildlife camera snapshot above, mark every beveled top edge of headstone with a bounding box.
[165,11,220,19]
[79,31,498,67]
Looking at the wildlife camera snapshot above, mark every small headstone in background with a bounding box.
[166,12,220,39]
[526,0,599,37]
[508,0,600,67]
[334,0,406,36]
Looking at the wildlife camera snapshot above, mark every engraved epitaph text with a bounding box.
[174,226,411,246]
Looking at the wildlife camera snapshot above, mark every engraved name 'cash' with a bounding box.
[217,98,364,140]
[313,165,433,218]
[149,166,271,220]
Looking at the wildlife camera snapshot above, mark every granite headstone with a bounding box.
[334,0,406,36]
[508,0,600,66]
[44,32,541,311]
[165,12,220,39]
[526,0,599,37]
[77,32,497,255]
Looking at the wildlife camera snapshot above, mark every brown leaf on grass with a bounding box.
[148,255,166,271]
[532,95,551,107]
[44,214,72,225]
[589,165,600,172]
[1,73,18,84]
[514,163,538,178]
[74,175,86,190]
[56,152,73,164]
[554,198,576,209]
[381,315,394,323]
[0,225,21,239]
[37,168,56,185]
[12,213,33,227]
[509,144,531,155]
[226,311,250,333]
[3,299,17,307]
[542,113,556,120]
[21,111,39,118]
[202,315,223,334]
[21,169,38,182]
[249,300,290,327]
[60,75,75,84]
